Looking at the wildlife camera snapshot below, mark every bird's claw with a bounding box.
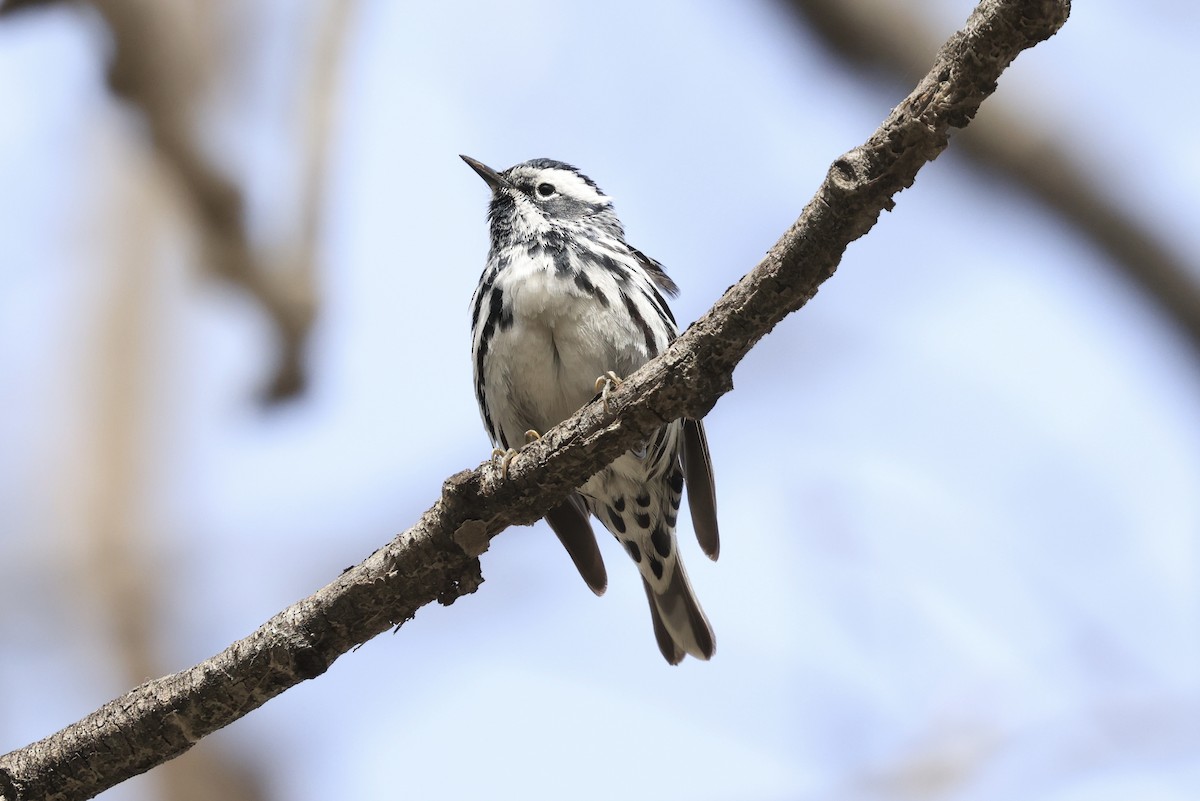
[491,447,518,479]
[491,430,543,479]
[594,371,624,413]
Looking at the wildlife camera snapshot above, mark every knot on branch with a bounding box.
[290,640,331,681]
[829,151,868,192]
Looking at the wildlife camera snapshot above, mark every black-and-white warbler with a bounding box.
[462,155,719,664]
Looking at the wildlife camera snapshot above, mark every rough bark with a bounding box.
[0,1,1070,799]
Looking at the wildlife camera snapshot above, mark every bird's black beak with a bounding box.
[460,155,508,192]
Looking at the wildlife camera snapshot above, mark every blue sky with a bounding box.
[1,1,1198,799]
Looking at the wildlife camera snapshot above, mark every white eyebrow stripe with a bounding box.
[517,167,610,205]
[552,171,609,203]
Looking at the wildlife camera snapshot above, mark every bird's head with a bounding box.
[461,155,623,244]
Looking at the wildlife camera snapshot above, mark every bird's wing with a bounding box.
[544,492,608,595]
[681,418,719,560]
[629,246,679,298]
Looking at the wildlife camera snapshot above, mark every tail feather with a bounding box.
[642,580,685,665]
[644,560,714,663]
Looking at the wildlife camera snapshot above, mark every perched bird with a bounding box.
[462,155,719,663]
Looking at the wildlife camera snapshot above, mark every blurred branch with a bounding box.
[91,0,319,401]
[0,1,1071,799]
[76,133,269,801]
[784,0,1200,351]
[249,0,355,402]
[89,0,309,400]
[0,0,335,401]
[0,0,57,13]
[291,0,352,308]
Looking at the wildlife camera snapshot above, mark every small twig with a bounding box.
[0,2,1070,799]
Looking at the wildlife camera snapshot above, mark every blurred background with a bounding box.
[1,1,1197,799]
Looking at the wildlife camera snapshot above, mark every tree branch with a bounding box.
[783,0,1200,353]
[0,1,1070,799]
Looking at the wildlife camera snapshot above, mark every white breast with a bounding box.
[480,249,656,449]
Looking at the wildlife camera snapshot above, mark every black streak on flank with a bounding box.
[646,283,677,328]
[634,511,651,529]
[621,290,657,357]
[471,277,492,331]
[649,556,664,581]
[594,251,630,285]
[573,270,610,307]
[486,287,504,328]
[474,308,495,399]
[474,288,508,444]
[473,285,500,449]
[480,402,498,447]
[669,470,684,494]
[489,286,512,331]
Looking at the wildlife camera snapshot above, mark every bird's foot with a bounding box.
[490,447,517,479]
[491,430,544,479]
[594,371,624,413]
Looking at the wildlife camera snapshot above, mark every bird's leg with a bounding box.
[491,430,544,479]
[594,371,624,413]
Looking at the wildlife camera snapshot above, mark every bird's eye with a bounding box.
[536,182,556,197]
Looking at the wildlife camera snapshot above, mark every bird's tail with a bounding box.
[642,558,715,665]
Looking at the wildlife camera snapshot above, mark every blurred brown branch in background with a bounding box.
[1,0,349,401]
[783,0,1200,351]
[0,1,1071,799]
[79,162,269,801]
[93,0,305,399]
[86,0,340,402]
[0,3,353,801]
